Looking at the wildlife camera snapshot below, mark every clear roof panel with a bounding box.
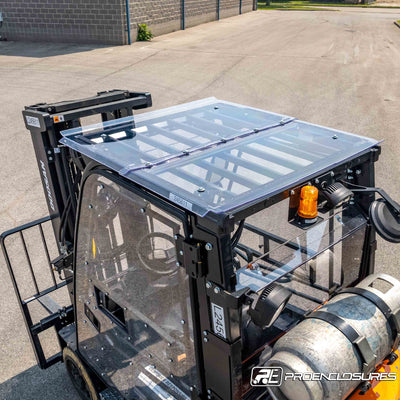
[60,98,379,218]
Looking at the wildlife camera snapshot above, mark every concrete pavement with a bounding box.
[1,7,400,399]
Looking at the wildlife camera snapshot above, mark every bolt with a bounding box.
[87,301,90,305]
[330,171,335,177]
[356,169,362,175]
[89,204,93,209]
[205,243,213,251]
[347,169,353,174]
[174,235,178,240]
[206,281,212,289]
[207,389,212,395]
[197,187,205,192]
[96,358,99,362]
[144,323,148,328]
[140,208,145,213]
[290,190,295,196]
[83,320,87,324]
[124,307,127,311]
[99,184,104,189]
[168,358,173,363]
[85,261,88,265]
[88,279,92,282]
[332,134,338,140]
[167,342,172,347]
[47,150,52,155]
[214,106,219,110]
[179,250,184,256]
[190,387,194,392]
[204,337,209,343]
[176,261,181,267]
[189,234,193,239]
[181,319,185,325]
[170,374,174,378]
[83,346,87,349]
[148,354,152,358]
[203,331,208,336]
[101,347,105,351]
[315,178,319,184]
[49,157,53,161]
[128,337,131,341]
[101,373,105,376]
[214,287,221,294]
[129,362,133,366]
[93,306,97,310]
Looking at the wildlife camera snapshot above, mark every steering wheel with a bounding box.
[136,232,180,276]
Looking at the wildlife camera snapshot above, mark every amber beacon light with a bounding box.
[297,185,319,219]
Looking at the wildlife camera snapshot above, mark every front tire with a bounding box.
[63,347,100,400]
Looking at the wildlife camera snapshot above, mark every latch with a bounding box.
[175,234,207,278]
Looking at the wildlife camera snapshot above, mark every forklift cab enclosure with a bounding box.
[3,91,400,400]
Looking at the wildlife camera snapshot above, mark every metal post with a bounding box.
[182,0,185,30]
[239,0,242,14]
[125,0,131,45]
[217,0,220,20]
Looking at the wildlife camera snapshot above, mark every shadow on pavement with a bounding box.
[0,41,113,58]
[0,363,80,400]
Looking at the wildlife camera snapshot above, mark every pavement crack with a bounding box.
[96,50,162,80]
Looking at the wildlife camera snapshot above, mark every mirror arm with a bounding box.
[345,184,400,215]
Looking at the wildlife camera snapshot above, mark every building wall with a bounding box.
[128,0,182,38]
[0,0,255,45]
[0,0,125,44]
[127,0,255,41]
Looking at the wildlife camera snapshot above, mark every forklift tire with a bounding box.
[63,347,100,400]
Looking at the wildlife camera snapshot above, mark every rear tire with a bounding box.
[63,347,100,400]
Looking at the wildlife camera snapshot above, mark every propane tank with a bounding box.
[266,273,400,400]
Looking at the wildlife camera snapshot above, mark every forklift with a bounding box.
[3,90,400,400]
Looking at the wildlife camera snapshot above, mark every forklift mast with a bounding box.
[0,91,152,370]
[22,90,152,254]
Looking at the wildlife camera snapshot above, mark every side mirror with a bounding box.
[370,199,400,243]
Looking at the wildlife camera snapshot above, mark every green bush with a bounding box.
[137,24,153,41]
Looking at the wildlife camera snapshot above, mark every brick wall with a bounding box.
[0,0,255,45]
[0,0,125,44]
[127,0,255,40]
[128,0,182,37]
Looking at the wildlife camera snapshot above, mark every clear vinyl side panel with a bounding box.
[232,198,367,397]
[75,173,197,399]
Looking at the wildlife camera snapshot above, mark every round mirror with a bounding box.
[370,199,400,243]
